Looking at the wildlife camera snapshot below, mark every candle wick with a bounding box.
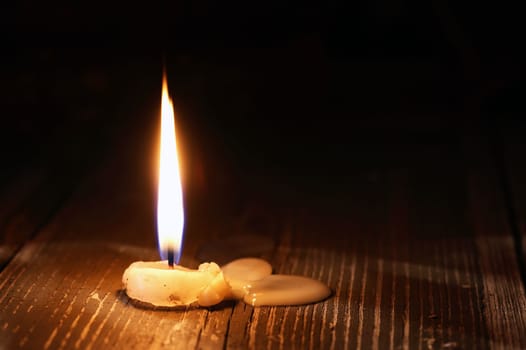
[167,249,175,268]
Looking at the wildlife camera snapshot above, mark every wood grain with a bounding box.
[1,118,526,349]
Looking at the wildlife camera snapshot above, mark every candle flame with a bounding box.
[157,73,184,264]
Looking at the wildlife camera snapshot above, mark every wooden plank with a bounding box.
[0,169,45,263]
[1,115,526,349]
[0,113,125,271]
[499,121,526,264]
[463,125,526,349]
[0,168,60,269]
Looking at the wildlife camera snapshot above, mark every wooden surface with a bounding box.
[1,101,526,348]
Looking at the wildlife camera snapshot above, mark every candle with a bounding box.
[122,261,230,307]
[122,71,331,308]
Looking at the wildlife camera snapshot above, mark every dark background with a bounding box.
[1,1,524,205]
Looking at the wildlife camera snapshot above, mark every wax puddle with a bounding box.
[222,258,331,306]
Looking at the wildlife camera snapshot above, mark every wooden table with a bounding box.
[1,60,526,349]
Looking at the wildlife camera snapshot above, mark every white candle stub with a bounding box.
[122,261,230,307]
[122,257,331,308]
